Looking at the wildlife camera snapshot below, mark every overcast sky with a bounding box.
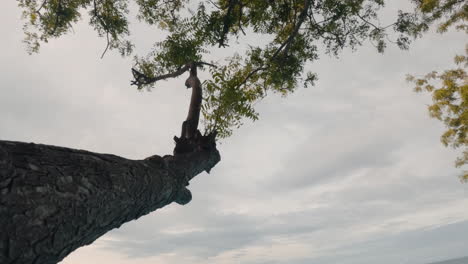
[1,1,467,264]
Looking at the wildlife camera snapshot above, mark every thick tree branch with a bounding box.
[0,138,220,264]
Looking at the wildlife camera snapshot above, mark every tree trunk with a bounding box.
[0,137,220,264]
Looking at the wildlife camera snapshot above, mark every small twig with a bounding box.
[207,0,221,9]
[356,13,381,30]
[235,67,268,90]
[92,0,115,59]
[36,0,48,13]
[196,61,218,68]
[356,13,396,31]
[307,12,344,48]
[100,32,111,59]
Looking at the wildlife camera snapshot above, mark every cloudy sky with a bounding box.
[1,1,467,264]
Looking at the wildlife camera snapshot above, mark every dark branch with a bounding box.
[218,0,240,47]
[307,11,345,48]
[235,66,268,90]
[36,0,48,13]
[356,13,382,30]
[197,61,218,68]
[101,32,111,59]
[272,0,312,58]
[93,0,113,59]
[47,0,63,35]
[234,0,312,90]
[356,13,396,31]
[131,64,191,88]
[207,0,221,9]
[131,61,217,88]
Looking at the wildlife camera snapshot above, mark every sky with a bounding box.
[1,1,467,264]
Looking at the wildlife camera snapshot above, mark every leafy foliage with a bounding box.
[406,0,467,179]
[17,0,464,140]
[408,47,467,180]
[410,0,467,34]
[18,0,430,138]
[19,0,133,56]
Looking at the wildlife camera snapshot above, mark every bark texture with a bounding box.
[0,136,220,264]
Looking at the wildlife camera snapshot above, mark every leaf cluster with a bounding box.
[406,0,467,179]
[408,46,468,180]
[410,0,467,33]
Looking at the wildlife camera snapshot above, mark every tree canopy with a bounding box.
[17,0,466,172]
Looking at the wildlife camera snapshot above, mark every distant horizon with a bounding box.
[428,256,468,264]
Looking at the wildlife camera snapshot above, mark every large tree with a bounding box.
[1,0,466,263]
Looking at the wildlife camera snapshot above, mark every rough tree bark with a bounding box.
[0,135,219,264]
[0,66,220,264]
